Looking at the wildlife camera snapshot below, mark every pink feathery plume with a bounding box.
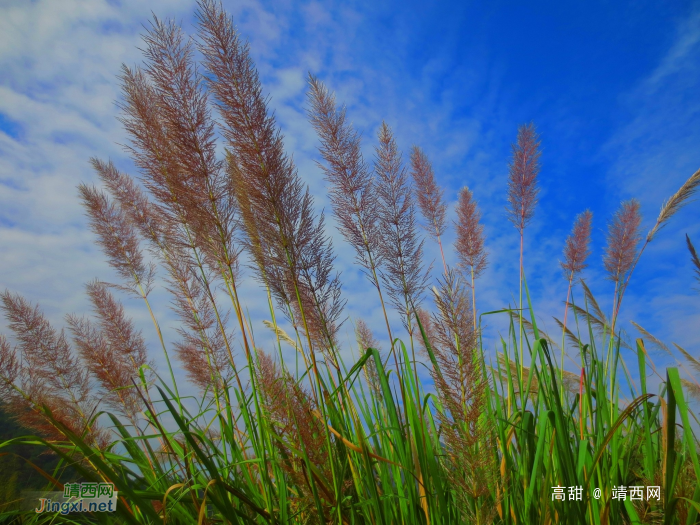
[428,270,495,505]
[506,123,541,235]
[67,282,152,424]
[454,186,488,332]
[603,199,642,334]
[0,292,106,446]
[374,122,430,333]
[355,319,382,399]
[561,210,593,278]
[603,200,642,286]
[306,76,381,281]
[197,0,345,362]
[455,187,488,280]
[410,146,448,273]
[78,183,156,297]
[557,210,593,388]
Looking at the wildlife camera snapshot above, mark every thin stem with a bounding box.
[560,272,574,399]
[519,231,524,406]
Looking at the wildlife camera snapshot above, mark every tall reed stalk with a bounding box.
[506,123,541,402]
[559,210,593,395]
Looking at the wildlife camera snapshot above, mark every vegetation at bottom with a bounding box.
[0,405,80,523]
[1,1,700,523]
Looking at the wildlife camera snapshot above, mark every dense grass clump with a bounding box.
[1,1,700,524]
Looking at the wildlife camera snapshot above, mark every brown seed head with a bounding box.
[78,183,155,297]
[255,351,332,511]
[415,306,438,356]
[306,76,381,281]
[647,167,700,242]
[374,122,430,329]
[410,146,447,241]
[140,15,241,275]
[454,187,488,281]
[0,292,105,445]
[90,158,171,253]
[67,282,151,422]
[355,319,382,398]
[506,122,541,235]
[0,335,19,400]
[603,200,642,284]
[428,271,495,501]
[686,234,700,290]
[560,210,593,278]
[197,2,345,353]
[166,254,235,395]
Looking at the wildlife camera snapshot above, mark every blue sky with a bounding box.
[1,0,699,397]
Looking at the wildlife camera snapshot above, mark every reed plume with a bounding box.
[113,12,269,406]
[0,292,105,446]
[428,271,496,511]
[0,335,29,433]
[117,64,191,225]
[496,353,580,397]
[603,199,642,334]
[0,334,66,443]
[554,279,613,352]
[116,59,219,401]
[454,186,488,332]
[306,77,396,352]
[67,282,151,425]
[630,321,672,357]
[90,158,172,254]
[167,252,236,395]
[580,279,609,327]
[374,122,430,334]
[118,55,226,281]
[604,200,642,286]
[687,234,700,290]
[136,10,251,336]
[92,126,206,401]
[552,317,584,349]
[506,122,540,390]
[410,146,448,273]
[139,13,243,283]
[6,2,696,522]
[0,335,18,399]
[78,183,156,297]
[306,77,381,275]
[682,379,700,403]
[197,0,344,370]
[561,282,633,352]
[506,123,541,235]
[89,158,232,401]
[646,167,700,243]
[674,343,700,376]
[561,302,632,351]
[255,351,334,520]
[355,319,382,399]
[561,210,593,278]
[508,309,559,351]
[263,320,301,353]
[558,210,592,387]
[415,306,437,356]
[603,167,700,339]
